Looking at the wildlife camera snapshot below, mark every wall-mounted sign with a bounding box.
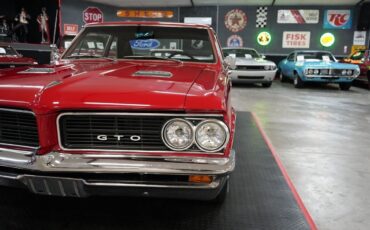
[117,10,174,18]
[184,17,212,25]
[351,45,367,54]
[257,31,271,46]
[320,33,335,47]
[224,9,247,32]
[63,24,79,35]
[323,10,352,29]
[129,39,160,50]
[256,6,268,28]
[83,7,104,24]
[277,10,319,24]
[353,31,367,45]
[227,35,243,47]
[282,31,310,48]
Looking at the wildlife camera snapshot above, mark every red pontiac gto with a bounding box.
[0,22,236,202]
[0,43,37,69]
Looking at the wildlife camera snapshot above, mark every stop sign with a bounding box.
[83,7,104,24]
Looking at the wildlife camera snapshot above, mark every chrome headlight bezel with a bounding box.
[161,118,195,151]
[194,119,230,153]
[161,118,230,153]
[346,69,353,76]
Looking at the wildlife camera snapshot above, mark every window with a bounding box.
[63,26,215,63]
[287,53,295,61]
[223,49,260,58]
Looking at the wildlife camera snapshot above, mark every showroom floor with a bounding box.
[231,81,370,230]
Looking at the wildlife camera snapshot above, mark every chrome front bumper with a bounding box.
[0,148,235,199]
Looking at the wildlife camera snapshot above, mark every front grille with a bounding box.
[59,113,220,151]
[236,65,265,70]
[331,69,346,76]
[0,109,39,147]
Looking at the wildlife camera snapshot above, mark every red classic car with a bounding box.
[0,22,236,202]
[342,50,370,88]
[0,43,37,68]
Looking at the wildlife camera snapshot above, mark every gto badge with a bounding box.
[97,135,141,142]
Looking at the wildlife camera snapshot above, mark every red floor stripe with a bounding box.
[251,112,318,230]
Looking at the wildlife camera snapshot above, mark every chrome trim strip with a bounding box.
[0,143,39,150]
[83,180,221,189]
[0,148,236,175]
[56,112,224,154]
[0,108,35,115]
[132,70,173,78]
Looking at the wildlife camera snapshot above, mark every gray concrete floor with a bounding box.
[231,81,370,230]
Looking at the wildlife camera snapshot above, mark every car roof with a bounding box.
[85,21,212,29]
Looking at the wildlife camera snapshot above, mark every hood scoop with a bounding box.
[18,68,55,74]
[132,70,173,78]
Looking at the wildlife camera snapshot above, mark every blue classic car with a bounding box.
[278,51,360,90]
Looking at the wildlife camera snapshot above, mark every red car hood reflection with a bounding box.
[0,60,211,113]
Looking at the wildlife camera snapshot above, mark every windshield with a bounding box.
[63,26,215,63]
[0,46,18,56]
[223,48,260,58]
[296,52,336,62]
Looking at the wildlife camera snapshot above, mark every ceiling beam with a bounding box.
[356,0,365,6]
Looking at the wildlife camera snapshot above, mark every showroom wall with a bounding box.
[60,0,369,57]
[1,0,59,43]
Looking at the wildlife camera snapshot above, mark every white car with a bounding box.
[223,47,277,87]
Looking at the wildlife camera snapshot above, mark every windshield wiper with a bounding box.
[65,54,116,61]
[123,55,183,64]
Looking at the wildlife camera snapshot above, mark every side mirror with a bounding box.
[224,55,236,70]
[260,55,266,59]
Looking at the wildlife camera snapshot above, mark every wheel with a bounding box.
[279,70,288,83]
[293,73,304,88]
[262,82,272,88]
[339,82,351,90]
[210,179,229,204]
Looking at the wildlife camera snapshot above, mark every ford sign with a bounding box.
[130,39,161,50]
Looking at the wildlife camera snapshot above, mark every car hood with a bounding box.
[299,61,359,69]
[0,60,219,114]
[235,57,274,66]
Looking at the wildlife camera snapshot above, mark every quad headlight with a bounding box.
[162,118,229,152]
[346,70,353,76]
[162,119,194,151]
[341,69,347,75]
[313,69,320,75]
[195,120,229,152]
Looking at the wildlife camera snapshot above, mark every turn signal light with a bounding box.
[189,175,213,183]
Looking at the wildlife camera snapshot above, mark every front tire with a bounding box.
[279,70,288,83]
[262,82,272,88]
[339,82,351,90]
[293,73,304,88]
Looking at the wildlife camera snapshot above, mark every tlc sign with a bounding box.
[83,7,104,24]
[324,10,352,29]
